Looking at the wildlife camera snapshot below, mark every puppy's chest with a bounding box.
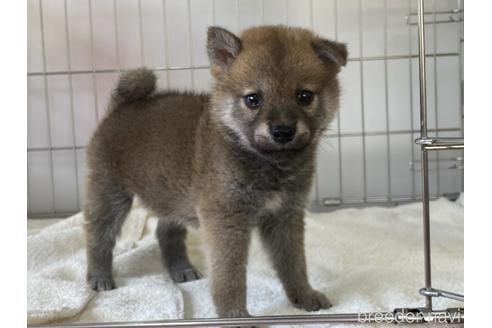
[234,170,305,218]
[248,187,299,226]
[262,191,285,212]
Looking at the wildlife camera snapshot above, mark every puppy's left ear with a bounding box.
[207,26,242,72]
[312,39,348,67]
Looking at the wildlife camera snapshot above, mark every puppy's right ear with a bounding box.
[207,26,242,72]
[312,39,348,67]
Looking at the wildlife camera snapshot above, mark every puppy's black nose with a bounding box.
[270,125,296,144]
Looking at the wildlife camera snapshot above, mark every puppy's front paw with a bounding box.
[291,289,332,312]
[169,264,202,283]
[87,275,115,291]
[220,309,257,328]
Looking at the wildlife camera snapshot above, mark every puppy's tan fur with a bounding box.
[84,25,347,319]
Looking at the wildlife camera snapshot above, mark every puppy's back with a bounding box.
[87,69,209,196]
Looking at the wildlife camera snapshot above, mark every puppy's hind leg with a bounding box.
[84,177,133,291]
[156,220,202,283]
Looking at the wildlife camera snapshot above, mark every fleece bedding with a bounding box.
[27,196,464,327]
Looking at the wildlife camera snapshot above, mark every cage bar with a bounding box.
[416,0,433,310]
[38,0,57,214]
[187,0,195,89]
[28,128,462,154]
[162,0,171,87]
[112,0,121,72]
[310,0,320,206]
[433,0,441,195]
[62,0,81,210]
[457,0,464,192]
[87,0,99,122]
[27,309,464,328]
[383,0,392,202]
[25,53,460,77]
[415,0,464,311]
[138,0,145,66]
[260,0,265,24]
[358,0,368,203]
[236,0,240,32]
[211,0,216,25]
[334,0,343,205]
[408,0,416,200]
[405,9,463,25]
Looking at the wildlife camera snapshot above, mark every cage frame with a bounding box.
[27,0,464,326]
[27,0,465,218]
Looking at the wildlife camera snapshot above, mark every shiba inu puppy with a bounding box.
[84,25,347,320]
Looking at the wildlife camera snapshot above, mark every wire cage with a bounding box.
[27,0,463,218]
[27,0,464,326]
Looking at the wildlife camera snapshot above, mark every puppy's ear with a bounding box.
[207,26,242,72]
[312,39,348,67]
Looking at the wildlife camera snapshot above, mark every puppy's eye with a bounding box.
[296,90,314,106]
[244,93,262,109]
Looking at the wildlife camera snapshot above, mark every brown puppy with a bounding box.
[84,25,347,319]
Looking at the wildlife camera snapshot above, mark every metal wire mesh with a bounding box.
[27,0,464,218]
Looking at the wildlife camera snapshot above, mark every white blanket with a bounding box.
[27,196,463,326]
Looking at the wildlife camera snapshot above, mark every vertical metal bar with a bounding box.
[457,0,464,192]
[383,0,392,201]
[309,0,319,205]
[138,0,145,66]
[112,0,121,72]
[260,0,265,24]
[417,0,433,310]
[457,0,463,136]
[358,0,368,203]
[421,147,432,308]
[309,0,314,29]
[88,0,100,121]
[162,0,171,86]
[63,0,81,211]
[27,160,32,217]
[418,1,428,138]
[408,0,416,200]
[285,0,289,25]
[334,0,343,204]
[236,0,240,32]
[212,0,216,25]
[432,0,440,196]
[38,0,57,214]
[187,0,195,89]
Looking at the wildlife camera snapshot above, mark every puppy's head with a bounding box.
[207,26,347,160]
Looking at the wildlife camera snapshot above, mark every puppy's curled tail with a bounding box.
[112,68,156,107]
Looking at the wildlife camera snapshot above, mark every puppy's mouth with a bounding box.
[252,134,311,155]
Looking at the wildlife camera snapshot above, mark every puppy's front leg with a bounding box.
[259,209,332,311]
[202,211,252,318]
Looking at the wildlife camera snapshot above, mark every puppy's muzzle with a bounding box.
[253,121,311,154]
[270,124,296,144]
